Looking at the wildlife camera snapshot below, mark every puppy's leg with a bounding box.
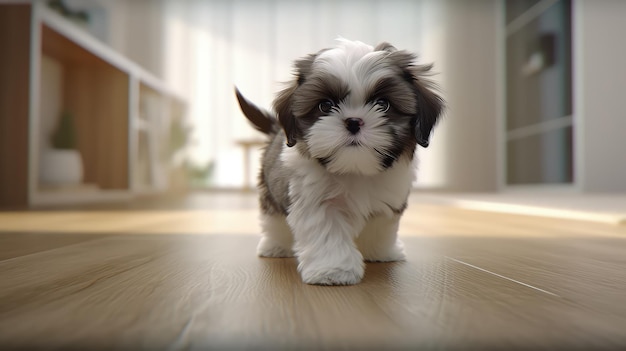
[257,214,294,258]
[356,214,406,262]
[288,200,365,285]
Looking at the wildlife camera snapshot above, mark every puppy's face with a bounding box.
[275,40,443,176]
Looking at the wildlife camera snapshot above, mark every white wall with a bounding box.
[574,0,626,192]
[107,0,167,79]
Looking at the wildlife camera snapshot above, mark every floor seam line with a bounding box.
[445,256,561,297]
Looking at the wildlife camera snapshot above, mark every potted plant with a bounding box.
[40,111,84,186]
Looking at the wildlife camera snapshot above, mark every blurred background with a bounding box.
[1,0,625,208]
[3,3,626,348]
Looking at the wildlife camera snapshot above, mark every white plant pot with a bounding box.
[40,149,84,186]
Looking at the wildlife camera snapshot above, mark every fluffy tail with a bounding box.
[235,87,278,135]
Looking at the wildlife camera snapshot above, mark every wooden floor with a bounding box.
[1,192,626,350]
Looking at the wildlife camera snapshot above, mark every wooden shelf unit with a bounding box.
[0,2,186,207]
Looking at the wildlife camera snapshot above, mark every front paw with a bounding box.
[301,267,364,285]
[363,242,406,262]
[257,237,294,258]
[299,257,365,285]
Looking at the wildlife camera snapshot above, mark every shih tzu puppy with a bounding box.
[235,39,443,285]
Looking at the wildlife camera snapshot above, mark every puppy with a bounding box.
[235,39,443,285]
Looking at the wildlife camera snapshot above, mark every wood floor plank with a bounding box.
[1,193,626,349]
[0,232,108,261]
[1,233,625,350]
[426,237,626,327]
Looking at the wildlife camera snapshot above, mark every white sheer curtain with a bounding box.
[162,0,426,188]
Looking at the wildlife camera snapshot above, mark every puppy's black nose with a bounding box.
[345,118,363,134]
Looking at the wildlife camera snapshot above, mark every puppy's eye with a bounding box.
[374,98,390,113]
[318,100,336,114]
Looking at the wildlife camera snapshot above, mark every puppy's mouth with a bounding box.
[347,139,362,147]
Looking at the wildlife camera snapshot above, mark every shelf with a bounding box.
[39,24,130,192]
[133,83,186,193]
[38,2,184,101]
[0,2,187,207]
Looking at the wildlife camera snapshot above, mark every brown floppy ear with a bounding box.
[274,82,298,147]
[273,53,319,147]
[389,51,444,148]
[411,65,444,148]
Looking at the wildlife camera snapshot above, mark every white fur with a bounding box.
[256,145,414,285]
[257,214,293,258]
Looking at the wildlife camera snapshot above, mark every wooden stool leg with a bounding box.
[243,145,251,191]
